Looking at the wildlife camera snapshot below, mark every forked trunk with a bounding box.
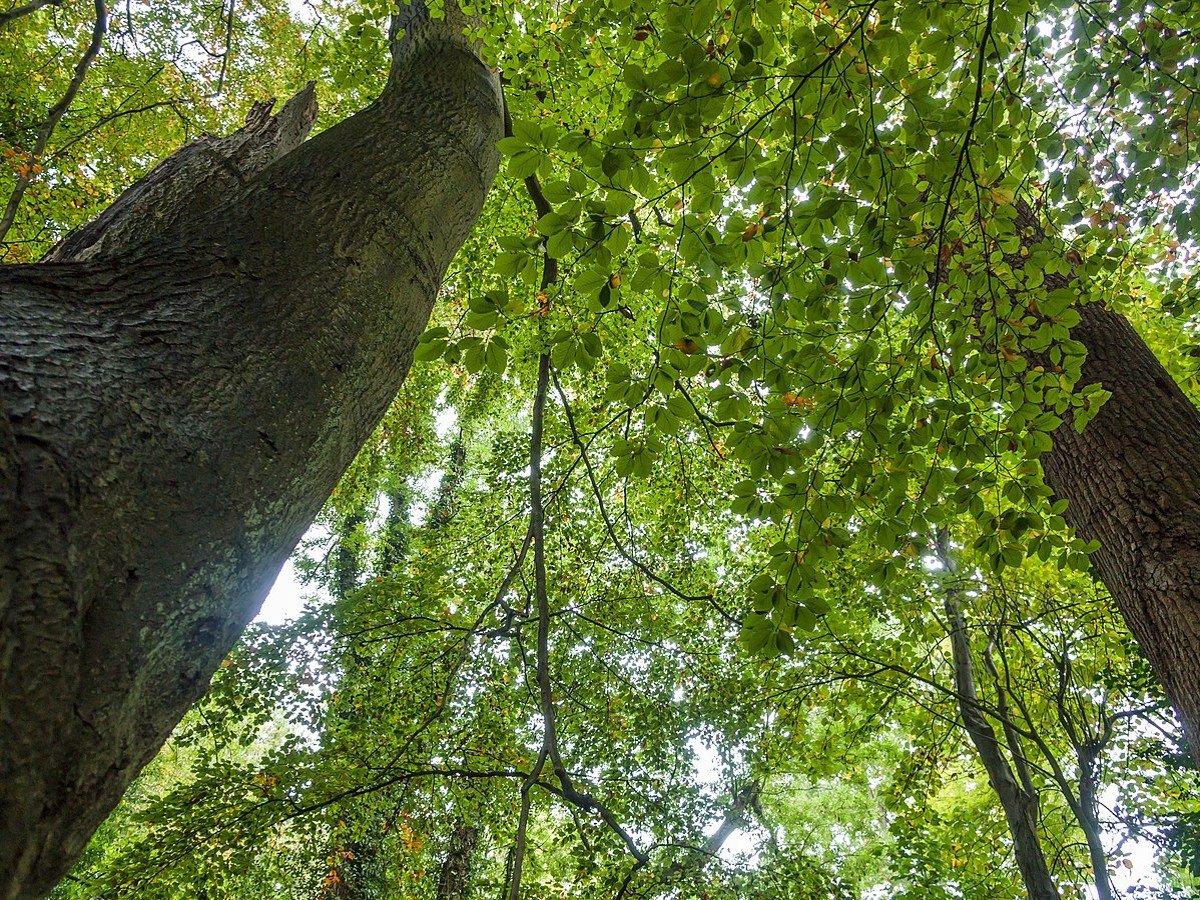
[937,535,1062,900]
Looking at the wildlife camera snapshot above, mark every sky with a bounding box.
[256,554,309,626]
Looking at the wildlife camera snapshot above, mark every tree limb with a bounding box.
[0,0,60,27]
[934,528,1061,900]
[45,82,317,261]
[504,116,648,896]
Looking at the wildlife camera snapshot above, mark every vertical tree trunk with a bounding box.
[1002,202,1200,759]
[0,9,502,896]
[436,822,479,900]
[937,533,1062,900]
[1075,771,1114,900]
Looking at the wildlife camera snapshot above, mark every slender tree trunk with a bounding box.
[0,7,501,895]
[937,534,1062,900]
[1076,798,1114,900]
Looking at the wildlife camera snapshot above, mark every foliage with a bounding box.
[6,0,1200,895]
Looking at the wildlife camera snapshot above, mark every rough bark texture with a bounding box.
[1036,300,1200,758]
[1041,303,1200,757]
[436,822,479,900]
[1002,202,1200,760]
[0,9,501,895]
[44,84,319,262]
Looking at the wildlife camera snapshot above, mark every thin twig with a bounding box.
[552,368,732,618]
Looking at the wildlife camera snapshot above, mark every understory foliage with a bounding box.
[5,0,1200,895]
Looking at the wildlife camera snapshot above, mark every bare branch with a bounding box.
[0,0,60,27]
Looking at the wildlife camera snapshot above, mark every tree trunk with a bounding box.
[436,822,479,900]
[0,8,501,896]
[1041,300,1200,757]
[997,202,1200,760]
[1075,783,1114,900]
[937,535,1062,900]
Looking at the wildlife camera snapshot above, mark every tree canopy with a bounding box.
[4,0,1200,896]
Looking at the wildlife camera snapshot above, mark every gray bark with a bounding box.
[937,533,1062,900]
[44,84,319,262]
[1076,758,1115,900]
[0,8,501,896]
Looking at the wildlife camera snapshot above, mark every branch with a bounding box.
[45,82,317,261]
[507,742,548,900]
[215,0,236,96]
[698,781,761,862]
[982,636,1039,802]
[503,97,648,896]
[551,369,730,616]
[489,529,533,614]
[933,529,1062,900]
[0,0,59,27]
[0,0,107,247]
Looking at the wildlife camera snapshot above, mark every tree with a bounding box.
[52,404,1191,898]
[935,530,1061,900]
[0,3,502,894]
[6,0,1200,895]
[51,374,781,897]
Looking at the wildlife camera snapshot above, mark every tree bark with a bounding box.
[436,822,479,900]
[1075,759,1115,900]
[937,534,1062,900]
[1041,301,1200,757]
[994,202,1200,760]
[0,8,501,896]
[43,84,319,263]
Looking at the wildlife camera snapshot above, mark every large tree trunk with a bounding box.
[993,202,1200,759]
[1041,300,1200,756]
[0,6,502,895]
